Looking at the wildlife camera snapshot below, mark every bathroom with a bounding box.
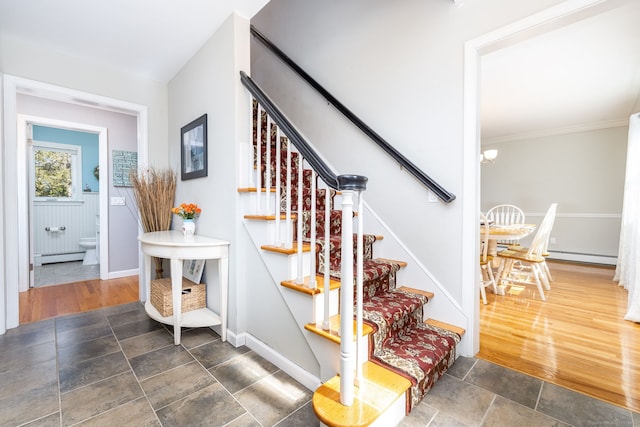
[32,125,100,287]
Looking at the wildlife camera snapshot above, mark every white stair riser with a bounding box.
[304,332,370,382]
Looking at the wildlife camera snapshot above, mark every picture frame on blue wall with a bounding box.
[181,114,208,180]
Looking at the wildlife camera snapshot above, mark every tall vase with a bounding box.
[181,219,196,237]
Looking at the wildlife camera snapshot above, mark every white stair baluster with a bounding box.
[274,128,282,247]
[308,170,316,289]
[296,159,304,284]
[323,189,331,330]
[249,98,256,189]
[265,117,272,215]
[355,191,364,386]
[339,190,355,406]
[255,105,263,215]
[285,143,292,249]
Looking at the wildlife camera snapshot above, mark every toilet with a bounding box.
[79,237,98,265]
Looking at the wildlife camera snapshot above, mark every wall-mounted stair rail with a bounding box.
[250,25,456,204]
[240,71,367,405]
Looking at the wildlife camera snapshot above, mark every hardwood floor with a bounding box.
[19,275,139,324]
[17,261,640,413]
[478,260,640,413]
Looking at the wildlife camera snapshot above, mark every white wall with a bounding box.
[481,126,627,263]
[0,36,168,166]
[167,13,319,374]
[17,95,140,272]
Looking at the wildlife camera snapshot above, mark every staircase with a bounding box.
[239,73,463,426]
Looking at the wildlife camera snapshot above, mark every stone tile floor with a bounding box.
[1,301,638,426]
[34,261,99,287]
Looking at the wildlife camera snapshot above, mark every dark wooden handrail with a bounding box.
[250,25,455,204]
[240,71,367,192]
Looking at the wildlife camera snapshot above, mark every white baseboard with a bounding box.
[108,268,139,279]
[41,252,83,264]
[238,332,321,392]
[548,251,616,266]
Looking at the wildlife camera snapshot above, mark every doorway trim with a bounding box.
[462,0,622,355]
[2,74,148,331]
[19,115,108,287]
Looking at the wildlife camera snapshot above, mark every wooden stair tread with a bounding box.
[425,318,466,336]
[238,187,276,193]
[313,361,411,427]
[244,214,296,220]
[397,286,434,300]
[261,242,310,254]
[281,275,341,295]
[377,258,407,268]
[305,314,374,344]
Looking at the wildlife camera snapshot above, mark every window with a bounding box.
[33,141,82,200]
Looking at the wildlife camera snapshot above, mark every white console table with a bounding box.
[138,230,230,345]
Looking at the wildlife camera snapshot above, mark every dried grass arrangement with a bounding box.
[131,167,177,277]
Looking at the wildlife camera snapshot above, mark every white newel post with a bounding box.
[339,190,355,406]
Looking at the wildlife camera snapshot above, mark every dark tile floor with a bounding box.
[1,302,638,426]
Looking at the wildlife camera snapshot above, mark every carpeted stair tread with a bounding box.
[425,318,466,336]
[316,238,389,280]
[397,286,434,300]
[371,322,461,412]
[298,209,345,241]
[363,289,429,352]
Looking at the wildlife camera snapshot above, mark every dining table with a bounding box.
[480,223,536,295]
[481,223,537,257]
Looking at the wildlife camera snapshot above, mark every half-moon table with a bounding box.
[138,230,230,345]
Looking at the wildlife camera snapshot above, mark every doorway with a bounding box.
[1,75,148,332]
[462,0,631,354]
[25,119,106,288]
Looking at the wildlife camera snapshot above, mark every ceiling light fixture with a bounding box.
[480,149,498,163]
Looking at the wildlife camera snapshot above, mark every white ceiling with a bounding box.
[481,0,640,144]
[0,0,269,82]
[1,0,638,141]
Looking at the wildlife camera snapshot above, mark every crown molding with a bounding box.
[482,118,629,145]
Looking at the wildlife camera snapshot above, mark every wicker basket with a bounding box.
[150,277,206,317]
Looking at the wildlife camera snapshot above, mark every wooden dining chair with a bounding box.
[495,204,557,301]
[486,204,525,246]
[479,212,497,304]
[507,203,557,284]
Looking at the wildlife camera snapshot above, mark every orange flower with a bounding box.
[172,203,201,220]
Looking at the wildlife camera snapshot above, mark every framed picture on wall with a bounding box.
[181,114,207,180]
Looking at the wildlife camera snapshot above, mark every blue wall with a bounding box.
[33,125,100,192]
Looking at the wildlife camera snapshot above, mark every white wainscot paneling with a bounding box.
[33,193,100,263]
